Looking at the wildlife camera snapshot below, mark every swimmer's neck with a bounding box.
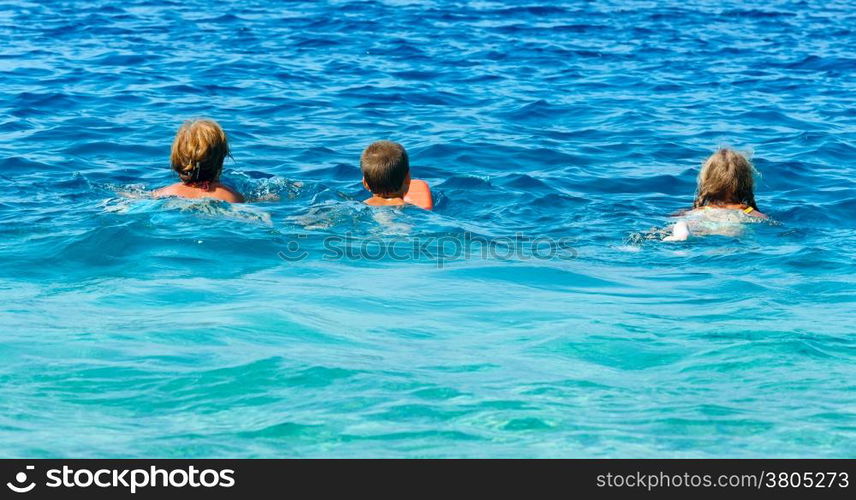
[700,202,750,210]
[181,178,224,187]
[364,188,407,206]
[364,193,406,206]
[693,202,767,218]
[153,180,245,203]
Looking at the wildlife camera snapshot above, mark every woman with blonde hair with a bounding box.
[664,148,765,241]
[692,148,764,215]
[154,119,245,203]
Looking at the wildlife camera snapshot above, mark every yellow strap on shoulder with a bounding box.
[743,206,754,214]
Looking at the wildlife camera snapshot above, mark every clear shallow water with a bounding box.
[0,0,854,457]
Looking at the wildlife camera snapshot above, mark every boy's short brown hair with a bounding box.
[360,141,409,195]
[170,119,229,184]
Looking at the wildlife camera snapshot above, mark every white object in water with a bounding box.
[663,220,690,242]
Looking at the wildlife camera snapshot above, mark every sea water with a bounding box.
[0,0,853,457]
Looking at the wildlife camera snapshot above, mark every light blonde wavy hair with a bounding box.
[693,148,757,209]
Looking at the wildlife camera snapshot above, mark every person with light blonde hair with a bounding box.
[153,119,244,203]
[664,148,765,241]
[692,148,763,215]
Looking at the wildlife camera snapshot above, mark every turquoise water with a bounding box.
[0,0,854,457]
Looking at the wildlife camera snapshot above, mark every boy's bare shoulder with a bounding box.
[404,179,433,210]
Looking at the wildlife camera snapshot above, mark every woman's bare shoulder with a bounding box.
[152,183,183,198]
[214,184,245,203]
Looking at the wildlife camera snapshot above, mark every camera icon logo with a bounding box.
[6,465,36,493]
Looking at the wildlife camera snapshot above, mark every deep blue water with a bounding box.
[0,0,854,457]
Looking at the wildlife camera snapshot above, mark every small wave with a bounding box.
[437,175,492,189]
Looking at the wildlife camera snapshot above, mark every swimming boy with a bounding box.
[153,119,245,203]
[360,140,433,210]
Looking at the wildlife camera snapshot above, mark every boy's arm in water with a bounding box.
[404,179,433,210]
